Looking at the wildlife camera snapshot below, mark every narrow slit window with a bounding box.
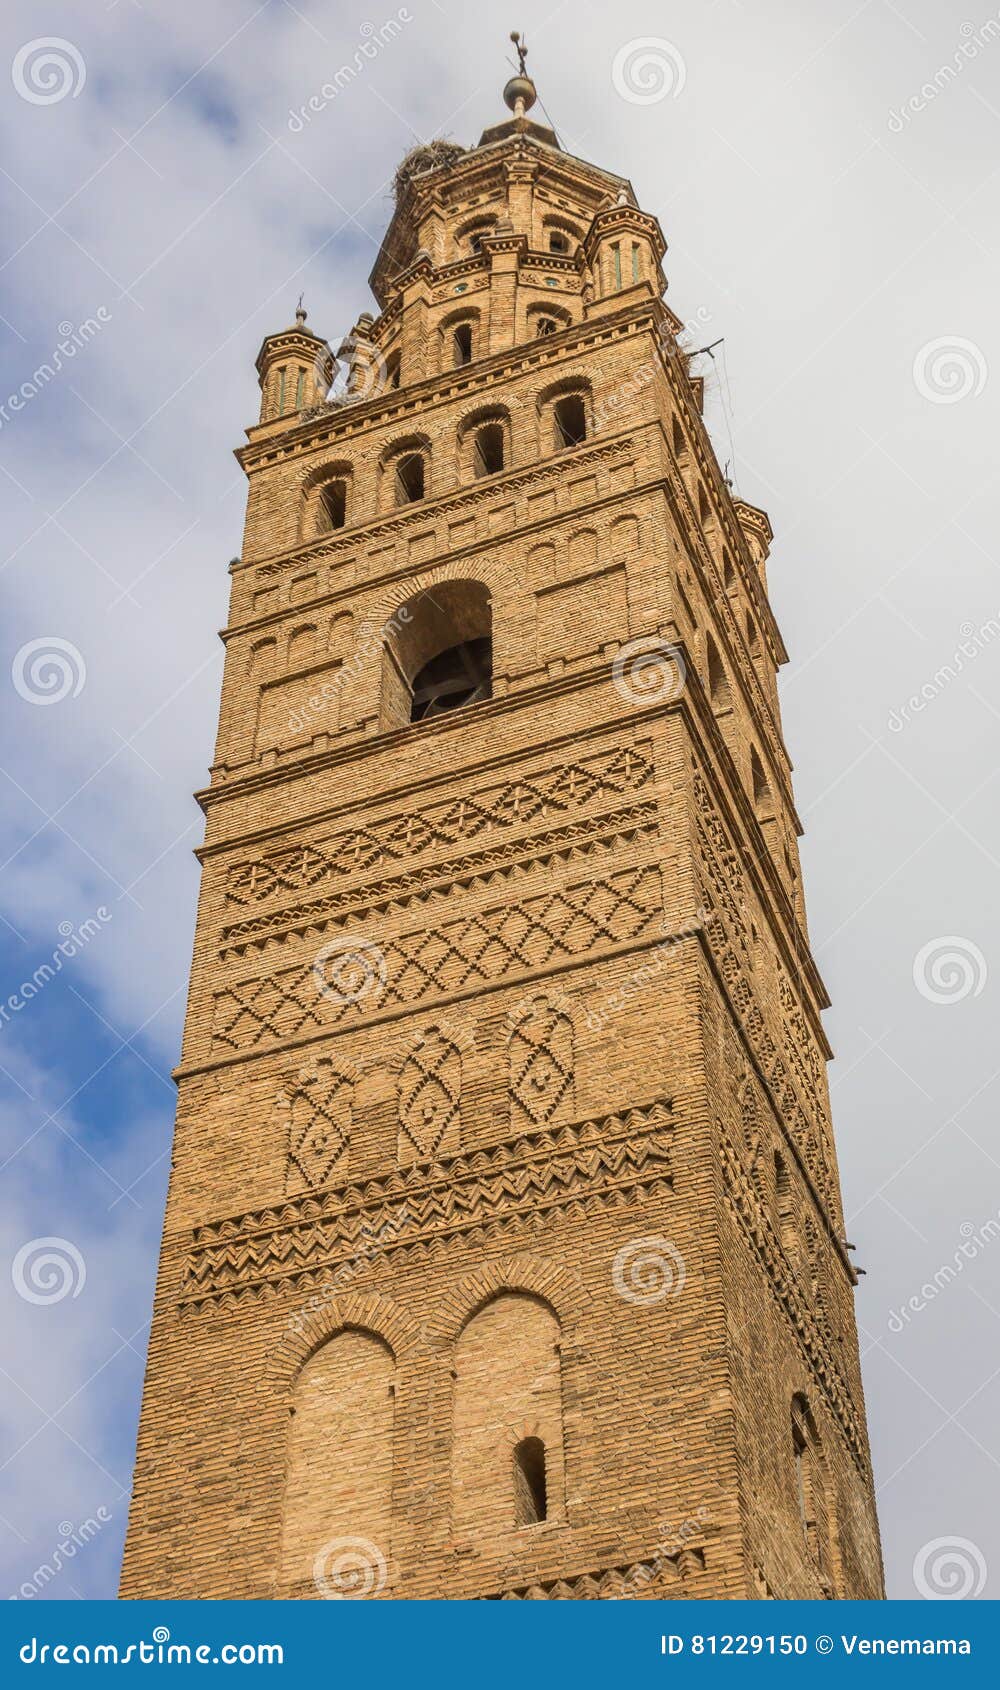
[319,481,347,531]
[295,367,305,409]
[612,243,622,289]
[513,1437,547,1526]
[553,394,586,449]
[453,323,473,367]
[394,453,425,505]
[277,368,286,415]
[631,242,640,282]
[793,1418,809,1539]
[474,423,505,477]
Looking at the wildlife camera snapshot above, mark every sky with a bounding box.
[1,0,999,1603]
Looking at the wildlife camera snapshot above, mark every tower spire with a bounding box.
[503,30,537,119]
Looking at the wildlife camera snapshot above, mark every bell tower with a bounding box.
[121,45,883,1601]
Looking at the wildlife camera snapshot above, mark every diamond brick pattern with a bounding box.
[212,865,662,1053]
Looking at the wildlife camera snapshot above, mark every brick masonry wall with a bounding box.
[119,124,883,1601]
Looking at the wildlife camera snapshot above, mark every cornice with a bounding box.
[235,300,657,475]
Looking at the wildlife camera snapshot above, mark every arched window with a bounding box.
[548,231,569,254]
[451,1292,564,1538]
[318,479,347,532]
[513,1437,547,1525]
[553,394,587,449]
[774,1151,798,1259]
[747,610,761,656]
[535,315,558,337]
[751,746,772,816]
[672,415,687,458]
[458,216,496,256]
[385,350,401,389]
[394,452,425,505]
[707,634,731,711]
[452,322,473,367]
[280,1330,394,1591]
[473,422,504,477]
[380,578,493,731]
[790,1393,834,1590]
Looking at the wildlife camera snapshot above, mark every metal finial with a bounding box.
[295,294,307,327]
[503,32,536,115]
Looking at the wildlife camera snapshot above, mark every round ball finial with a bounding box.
[503,73,536,114]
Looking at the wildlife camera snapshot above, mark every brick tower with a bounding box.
[121,52,884,1601]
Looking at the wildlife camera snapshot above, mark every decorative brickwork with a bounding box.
[211,864,662,1054]
[180,1100,673,1310]
[120,68,883,1603]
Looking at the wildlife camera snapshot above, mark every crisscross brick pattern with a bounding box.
[211,865,662,1053]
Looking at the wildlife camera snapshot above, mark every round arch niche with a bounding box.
[382,579,493,729]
